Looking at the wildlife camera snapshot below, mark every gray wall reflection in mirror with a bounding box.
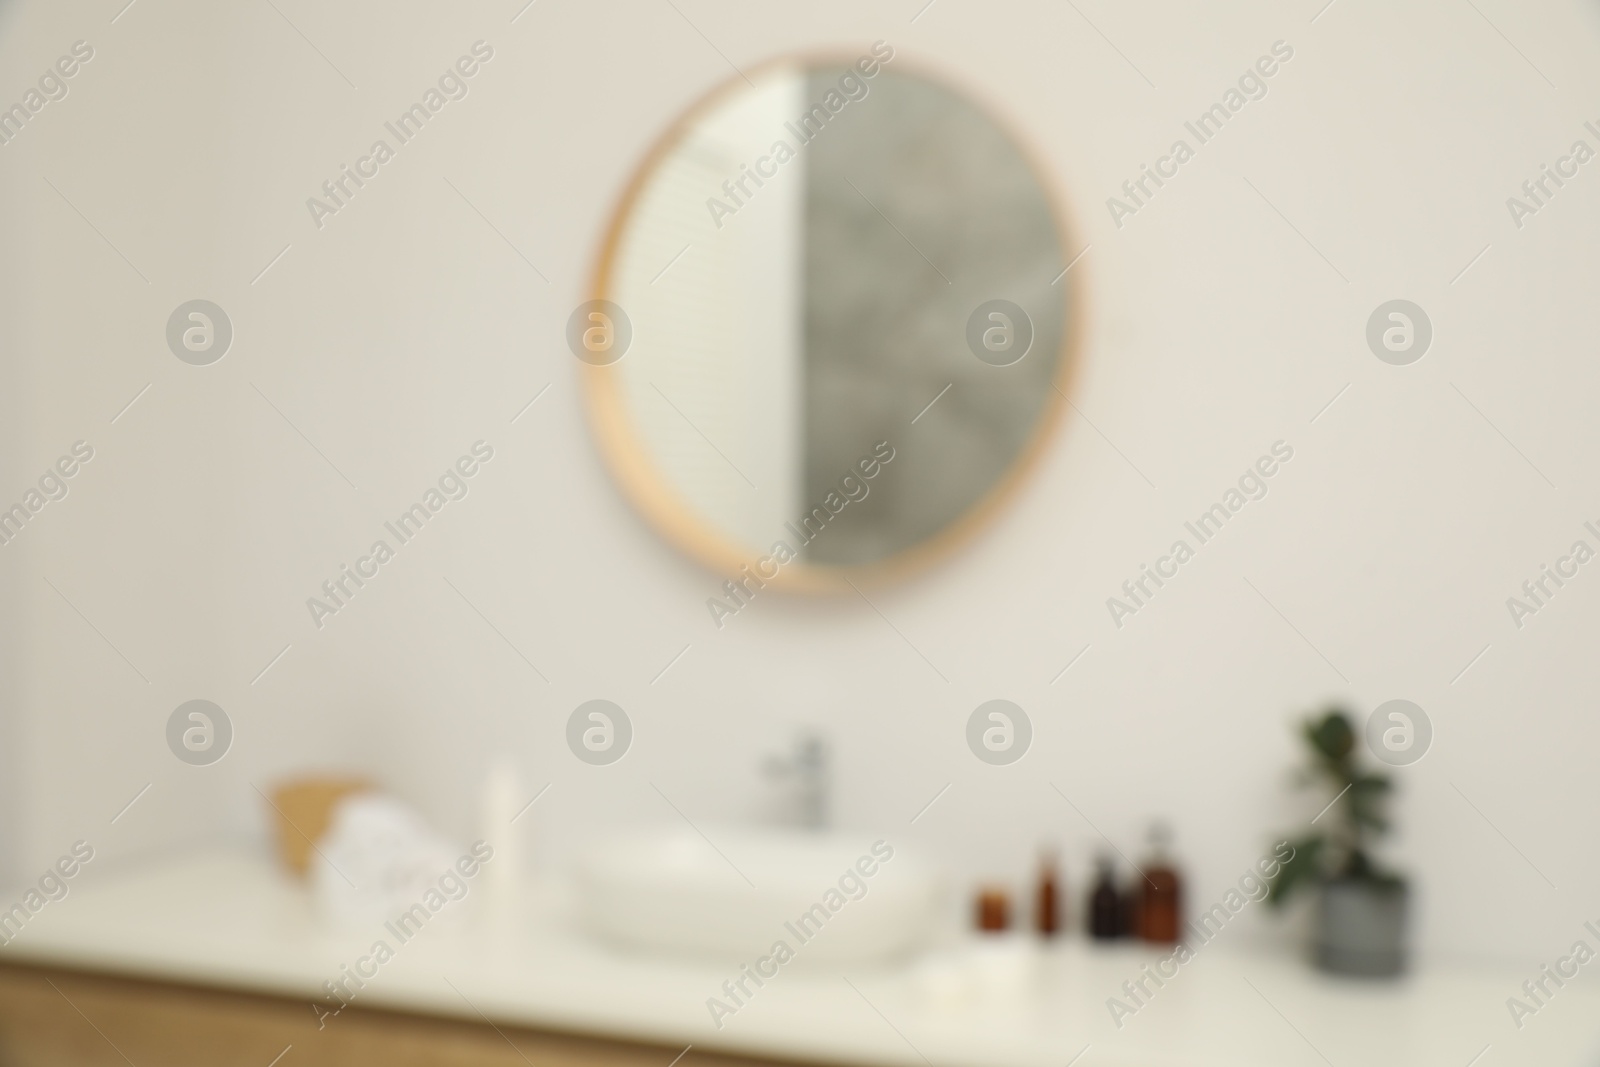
[607,62,1069,572]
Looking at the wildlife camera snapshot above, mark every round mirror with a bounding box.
[582,48,1079,589]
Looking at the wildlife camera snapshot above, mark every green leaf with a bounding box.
[1266,837,1324,907]
[1305,711,1355,763]
[1348,774,1393,836]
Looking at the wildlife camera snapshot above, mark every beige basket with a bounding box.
[266,776,372,876]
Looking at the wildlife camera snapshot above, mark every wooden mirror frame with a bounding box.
[580,51,1086,593]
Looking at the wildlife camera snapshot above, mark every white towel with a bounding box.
[312,793,465,934]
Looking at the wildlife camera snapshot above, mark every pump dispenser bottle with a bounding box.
[1137,822,1183,944]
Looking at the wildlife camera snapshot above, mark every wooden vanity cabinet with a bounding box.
[0,962,791,1067]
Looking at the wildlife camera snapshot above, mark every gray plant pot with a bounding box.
[1315,877,1408,977]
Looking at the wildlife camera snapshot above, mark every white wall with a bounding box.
[2,0,1598,966]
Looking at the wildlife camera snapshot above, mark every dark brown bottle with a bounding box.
[1088,855,1123,939]
[1137,822,1183,944]
[1035,852,1060,937]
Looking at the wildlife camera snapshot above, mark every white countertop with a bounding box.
[1,850,1596,1067]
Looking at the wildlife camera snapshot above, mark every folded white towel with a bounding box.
[312,793,464,933]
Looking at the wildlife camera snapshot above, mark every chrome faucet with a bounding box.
[764,731,829,830]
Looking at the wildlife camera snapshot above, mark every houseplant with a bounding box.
[1267,708,1408,976]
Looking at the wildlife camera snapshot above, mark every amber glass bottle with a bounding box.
[1035,851,1060,936]
[1137,822,1183,944]
[976,886,1011,933]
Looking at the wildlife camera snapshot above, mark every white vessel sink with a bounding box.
[576,826,942,964]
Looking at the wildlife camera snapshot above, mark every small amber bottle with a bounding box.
[1137,822,1183,944]
[976,886,1011,933]
[1035,851,1060,937]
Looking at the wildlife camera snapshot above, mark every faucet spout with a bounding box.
[764,731,830,830]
